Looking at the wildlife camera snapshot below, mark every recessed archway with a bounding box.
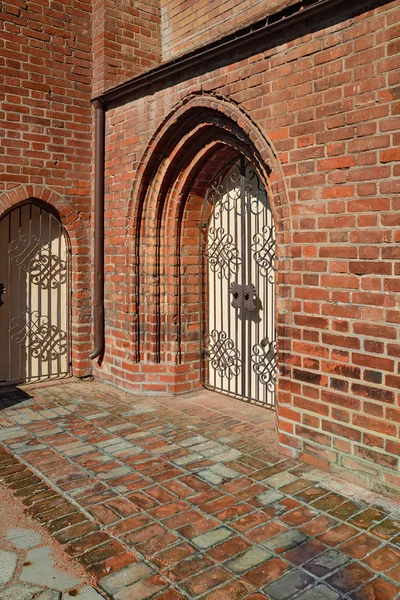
[0,200,71,384]
[125,93,292,407]
[0,186,91,380]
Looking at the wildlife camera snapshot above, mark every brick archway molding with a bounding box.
[0,185,91,378]
[118,92,294,414]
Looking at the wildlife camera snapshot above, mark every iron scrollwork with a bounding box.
[0,283,5,307]
[202,226,241,280]
[200,156,276,406]
[211,163,268,217]
[203,329,241,379]
[210,165,242,218]
[252,224,276,279]
[10,234,67,290]
[251,338,277,390]
[244,162,268,216]
[9,310,67,362]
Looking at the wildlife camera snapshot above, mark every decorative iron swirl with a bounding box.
[10,234,43,269]
[202,226,241,280]
[244,161,267,216]
[10,234,67,289]
[30,251,67,289]
[203,329,241,379]
[9,310,67,362]
[210,165,242,218]
[251,339,277,390]
[252,224,276,279]
[205,161,268,219]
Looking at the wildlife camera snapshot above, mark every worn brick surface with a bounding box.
[89,0,400,497]
[0,0,92,377]
[1,381,400,599]
[161,0,298,61]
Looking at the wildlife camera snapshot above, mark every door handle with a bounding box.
[0,283,5,307]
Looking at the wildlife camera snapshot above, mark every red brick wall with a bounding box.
[98,1,400,495]
[93,0,161,96]
[161,0,298,60]
[0,0,93,376]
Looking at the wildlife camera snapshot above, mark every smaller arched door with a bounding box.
[200,156,276,406]
[0,202,70,384]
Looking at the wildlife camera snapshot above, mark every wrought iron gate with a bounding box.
[0,203,70,384]
[200,156,276,406]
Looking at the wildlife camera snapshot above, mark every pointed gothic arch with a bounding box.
[124,93,292,403]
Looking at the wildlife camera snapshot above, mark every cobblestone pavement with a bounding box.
[0,480,104,600]
[0,380,400,600]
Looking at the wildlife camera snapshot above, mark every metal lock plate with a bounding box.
[229,282,257,311]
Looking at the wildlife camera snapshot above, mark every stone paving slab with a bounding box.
[0,551,18,585]
[0,480,105,600]
[0,380,400,599]
[19,546,84,590]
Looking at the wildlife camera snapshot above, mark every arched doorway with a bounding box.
[123,95,289,398]
[199,155,276,406]
[0,201,70,384]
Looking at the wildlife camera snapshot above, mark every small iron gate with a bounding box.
[200,156,276,406]
[0,202,70,384]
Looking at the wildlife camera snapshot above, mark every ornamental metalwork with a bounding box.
[0,202,70,384]
[200,155,276,407]
[252,224,276,279]
[202,226,241,280]
[244,162,267,216]
[203,329,241,380]
[10,234,43,270]
[9,309,68,362]
[210,166,242,218]
[10,234,67,289]
[251,339,277,390]
[208,163,267,218]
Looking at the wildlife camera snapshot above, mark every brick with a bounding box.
[113,575,167,600]
[263,569,315,599]
[283,539,327,566]
[81,540,127,568]
[349,508,388,530]
[380,148,400,162]
[327,563,373,593]
[100,562,154,595]
[191,526,233,550]
[318,524,358,547]
[246,521,287,544]
[263,530,307,554]
[207,536,251,562]
[153,543,195,569]
[181,566,231,596]
[244,557,289,587]
[66,531,110,557]
[226,547,272,574]
[352,579,400,600]
[339,533,381,559]
[201,580,252,599]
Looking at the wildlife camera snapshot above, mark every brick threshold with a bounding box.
[0,443,137,598]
